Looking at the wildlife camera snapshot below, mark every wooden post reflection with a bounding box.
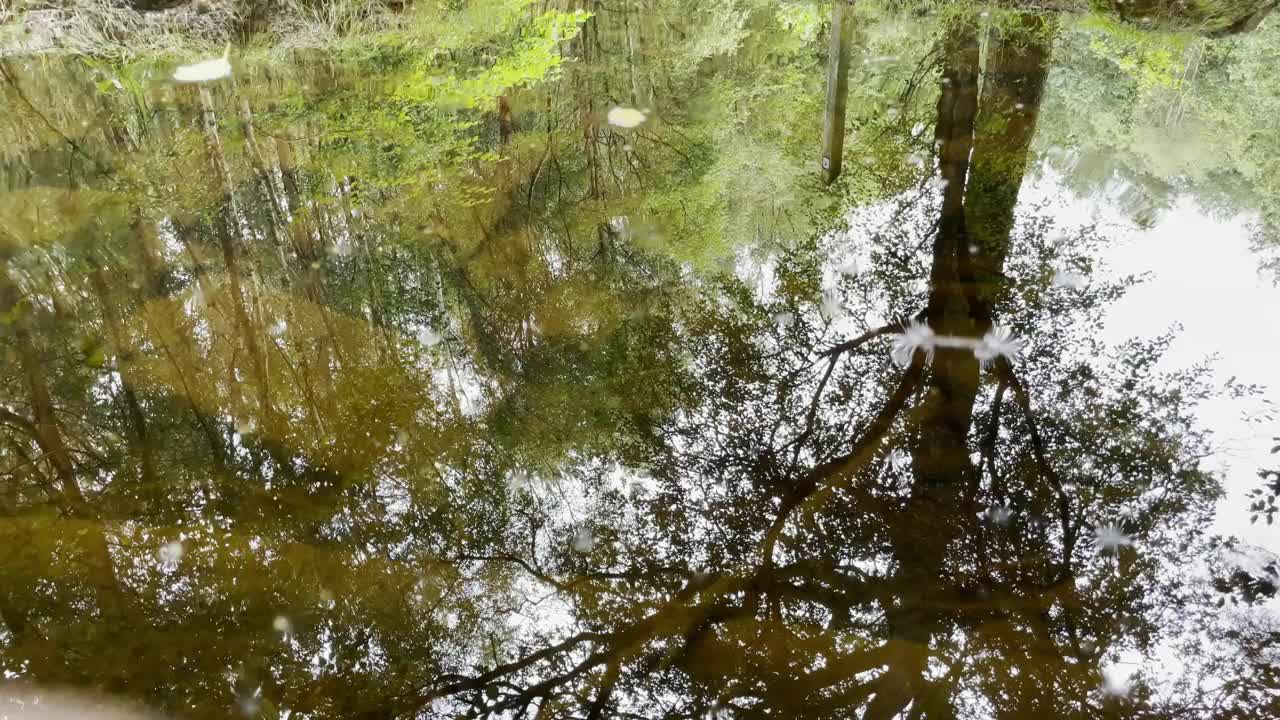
[821,1,853,184]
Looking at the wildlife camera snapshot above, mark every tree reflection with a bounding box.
[1,3,1276,720]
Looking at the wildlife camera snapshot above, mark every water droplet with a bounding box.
[1092,524,1134,554]
[417,327,442,347]
[237,688,262,717]
[607,106,647,128]
[173,52,233,84]
[508,469,532,493]
[972,325,1026,368]
[158,540,184,567]
[272,615,293,636]
[888,448,910,472]
[820,291,844,321]
[980,504,1015,525]
[1052,269,1087,290]
[1101,665,1133,697]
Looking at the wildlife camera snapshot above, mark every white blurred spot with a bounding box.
[417,327,442,347]
[508,469,532,494]
[1092,524,1134,554]
[620,471,658,497]
[607,106,647,128]
[972,325,1026,368]
[1053,268,1087,290]
[0,687,158,720]
[572,526,595,553]
[158,540,184,568]
[1101,665,1133,698]
[820,291,844,321]
[888,448,911,473]
[272,615,293,637]
[979,504,1014,526]
[238,687,262,717]
[173,47,232,83]
[890,318,934,367]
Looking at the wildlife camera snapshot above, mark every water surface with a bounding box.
[1,2,1278,718]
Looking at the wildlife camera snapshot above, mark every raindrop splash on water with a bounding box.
[973,325,1026,368]
[979,504,1015,526]
[1092,524,1134,554]
[890,318,935,367]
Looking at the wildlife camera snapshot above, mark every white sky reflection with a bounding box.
[1024,172,1280,555]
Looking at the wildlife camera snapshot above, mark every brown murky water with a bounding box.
[1,2,1278,719]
